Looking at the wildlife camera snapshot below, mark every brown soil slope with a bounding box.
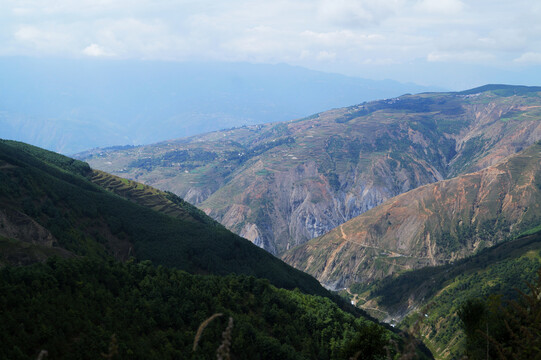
[283,142,541,289]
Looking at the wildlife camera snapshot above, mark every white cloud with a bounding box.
[12,7,34,16]
[316,0,396,28]
[91,18,179,58]
[82,43,114,57]
[415,0,464,14]
[1,0,540,83]
[427,50,496,63]
[514,52,541,64]
[301,30,383,47]
[315,50,336,61]
[14,25,75,53]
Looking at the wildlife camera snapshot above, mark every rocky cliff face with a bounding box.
[206,153,444,255]
[282,142,541,289]
[79,86,541,255]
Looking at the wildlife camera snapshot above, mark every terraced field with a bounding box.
[91,170,199,222]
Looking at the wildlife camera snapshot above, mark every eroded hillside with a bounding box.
[283,142,541,289]
[79,85,541,254]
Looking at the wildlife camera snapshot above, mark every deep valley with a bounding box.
[3,85,541,359]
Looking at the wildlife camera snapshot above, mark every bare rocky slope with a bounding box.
[282,142,541,289]
[78,85,541,255]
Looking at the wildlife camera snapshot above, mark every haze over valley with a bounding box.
[0,58,439,154]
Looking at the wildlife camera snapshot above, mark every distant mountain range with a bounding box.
[0,57,439,154]
[78,85,541,257]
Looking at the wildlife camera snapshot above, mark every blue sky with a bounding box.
[1,0,541,90]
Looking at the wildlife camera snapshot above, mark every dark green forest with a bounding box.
[0,257,396,360]
[459,268,541,359]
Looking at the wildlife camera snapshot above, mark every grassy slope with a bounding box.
[0,139,326,296]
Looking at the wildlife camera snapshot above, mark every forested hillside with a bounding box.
[0,139,325,295]
[348,228,541,359]
[0,257,405,360]
[0,139,429,359]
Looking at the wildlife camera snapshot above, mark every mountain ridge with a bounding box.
[0,140,438,359]
[79,85,541,255]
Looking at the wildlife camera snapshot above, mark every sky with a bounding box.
[1,0,541,90]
